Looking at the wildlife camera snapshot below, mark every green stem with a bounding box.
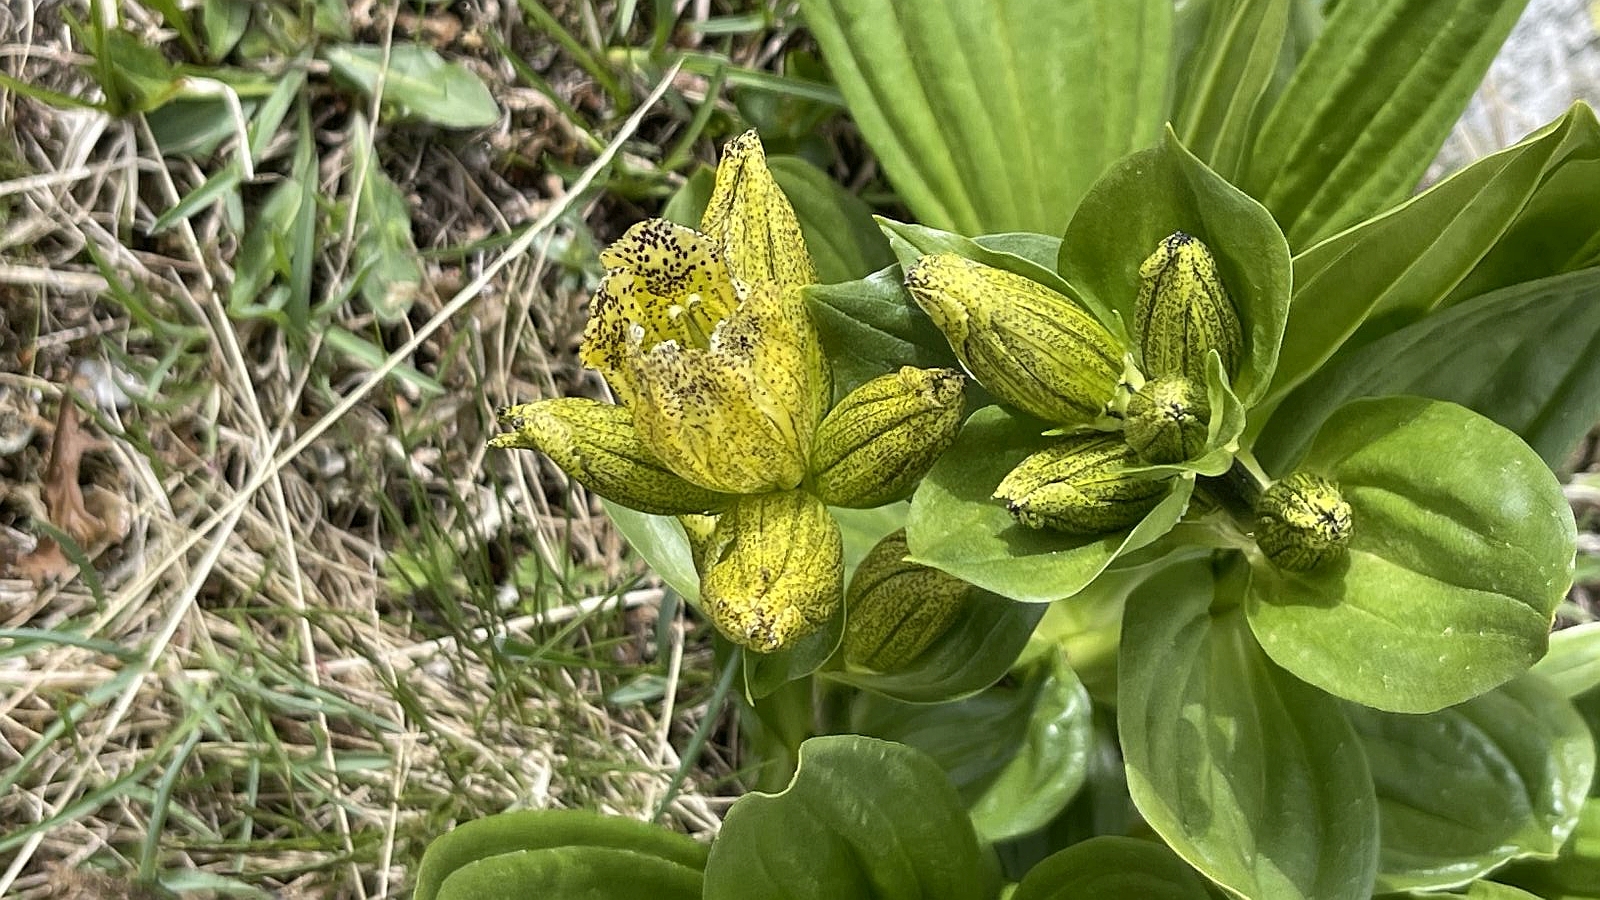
[1198,451,1269,526]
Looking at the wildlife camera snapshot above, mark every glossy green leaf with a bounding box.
[1245,0,1528,246]
[768,157,895,285]
[1119,555,1379,900]
[1257,267,1600,473]
[1351,675,1596,893]
[807,265,963,400]
[1060,128,1291,407]
[1497,800,1600,899]
[906,405,1193,603]
[602,502,700,601]
[1534,623,1600,700]
[850,650,1091,843]
[798,0,1169,235]
[1462,884,1549,900]
[322,44,500,128]
[1259,105,1600,416]
[827,587,1046,703]
[415,809,709,900]
[1171,0,1293,182]
[1247,397,1575,713]
[1011,836,1213,900]
[703,735,999,900]
[435,847,703,900]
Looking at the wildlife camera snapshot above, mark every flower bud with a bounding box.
[700,491,843,652]
[1135,232,1243,384]
[994,435,1170,534]
[1254,472,1353,572]
[843,530,969,672]
[1123,375,1211,465]
[491,399,733,515]
[809,367,966,508]
[905,254,1124,426]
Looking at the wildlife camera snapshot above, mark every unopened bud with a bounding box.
[810,367,965,508]
[492,399,733,516]
[843,530,969,671]
[700,491,843,652]
[1123,375,1211,465]
[905,254,1124,426]
[1255,472,1353,572]
[1135,232,1243,384]
[995,435,1170,534]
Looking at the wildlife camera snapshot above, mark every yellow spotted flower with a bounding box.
[493,132,959,655]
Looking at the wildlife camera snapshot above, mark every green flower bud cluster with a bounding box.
[842,529,969,672]
[904,231,1246,538]
[490,133,968,654]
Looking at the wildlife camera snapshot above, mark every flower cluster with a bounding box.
[906,232,1350,570]
[494,133,964,652]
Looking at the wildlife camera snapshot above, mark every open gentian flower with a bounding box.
[494,132,962,653]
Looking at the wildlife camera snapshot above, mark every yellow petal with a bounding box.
[626,324,808,494]
[699,130,817,291]
[717,282,830,460]
[701,491,843,652]
[582,220,739,401]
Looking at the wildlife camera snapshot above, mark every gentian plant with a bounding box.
[422,1,1600,898]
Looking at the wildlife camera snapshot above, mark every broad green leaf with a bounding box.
[414,809,709,900]
[807,265,962,400]
[1259,105,1600,414]
[1351,675,1596,893]
[1170,0,1293,182]
[348,113,423,322]
[768,157,895,284]
[1027,562,1164,707]
[1463,884,1550,900]
[799,0,1170,235]
[1257,268,1600,472]
[1497,800,1600,899]
[661,166,715,228]
[602,502,700,601]
[435,847,703,900]
[1244,0,1529,247]
[826,588,1046,703]
[1534,623,1600,699]
[850,650,1091,843]
[703,735,999,900]
[322,44,500,128]
[1011,836,1213,900]
[906,405,1193,603]
[1247,397,1575,713]
[1119,555,1379,900]
[1059,128,1291,407]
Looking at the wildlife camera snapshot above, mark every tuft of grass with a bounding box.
[0,0,833,895]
